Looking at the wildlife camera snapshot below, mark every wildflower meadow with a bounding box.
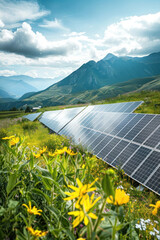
[0,120,159,240]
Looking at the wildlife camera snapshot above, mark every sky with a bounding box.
[0,0,160,80]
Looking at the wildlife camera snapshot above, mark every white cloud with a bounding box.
[1,11,160,79]
[39,18,68,31]
[0,20,4,28]
[0,22,80,58]
[0,0,49,27]
[102,12,160,56]
[0,69,16,76]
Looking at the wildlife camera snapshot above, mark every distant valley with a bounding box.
[0,75,60,99]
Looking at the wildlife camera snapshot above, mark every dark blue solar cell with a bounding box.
[132,151,160,183]
[124,101,143,113]
[110,114,135,135]
[112,143,139,167]
[123,147,151,175]
[104,114,126,134]
[124,115,154,141]
[76,128,91,144]
[145,167,160,195]
[133,115,160,144]
[87,132,104,151]
[116,102,131,112]
[92,135,112,154]
[105,140,129,164]
[144,126,160,148]
[117,114,144,138]
[97,138,120,160]
[157,144,160,150]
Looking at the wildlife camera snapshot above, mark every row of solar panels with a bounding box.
[23,101,160,195]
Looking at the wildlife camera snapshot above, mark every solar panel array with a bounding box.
[23,112,42,121]
[23,101,160,195]
[59,102,160,195]
[39,107,85,133]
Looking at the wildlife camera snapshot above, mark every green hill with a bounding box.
[24,75,160,106]
[0,75,159,111]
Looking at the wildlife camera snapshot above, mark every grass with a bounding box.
[0,110,25,119]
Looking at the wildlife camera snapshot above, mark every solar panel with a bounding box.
[144,126,160,148]
[40,107,85,133]
[132,151,160,183]
[39,110,62,128]
[145,167,160,194]
[23,112,42,121]
[39,101,160,195]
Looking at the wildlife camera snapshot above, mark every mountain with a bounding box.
[0,88,13,98]
[0,75,60,91]
[0,52,160,110]
[0,74,159,110]
[0,77,38,98]
[23,52,160,103]
[0,75,61,99]
[25,75,160,106]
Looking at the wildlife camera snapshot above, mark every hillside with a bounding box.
[23,52,160,103]
[24,75,160,107]
[0,75,159,110]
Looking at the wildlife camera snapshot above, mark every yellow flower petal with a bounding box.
[84,216,89,226]
[88,212,98,219]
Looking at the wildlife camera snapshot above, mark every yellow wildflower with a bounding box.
[82,164,85,169]
[66,148,77,156]
[33,152,41,158]
[107,188,129,205]
[150,200,160,215]
[54,147,68,155]
[64,178,98,202]
[27,226,48,237]
[10,137,19,146]
[53,147,77,156]
[2,135,15,140]
[48,151,56,157]
[68,194,100,227]
[22,201,42,215]
[77,238,85,240]
[39,146,47,154]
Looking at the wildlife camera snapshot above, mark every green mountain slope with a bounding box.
[24,75,160,106]
[23,52,160,103]
[0,75,159,110]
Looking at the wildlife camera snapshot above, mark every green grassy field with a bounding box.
[0,110,25,119]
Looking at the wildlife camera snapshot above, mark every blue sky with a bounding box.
[0,0,160,81]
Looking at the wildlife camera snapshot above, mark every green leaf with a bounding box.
[32,188,50,204]
[63,228,75,240]
[60,216,70,228]
[8,200,18,209]
[0,207,5,216]
[47,206,60,222]
[6,173,17,195]
[29,153,34,169]
[102,173,114,198]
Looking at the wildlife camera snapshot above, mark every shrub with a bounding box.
[22,121,39,131]
[42,133,70,151]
